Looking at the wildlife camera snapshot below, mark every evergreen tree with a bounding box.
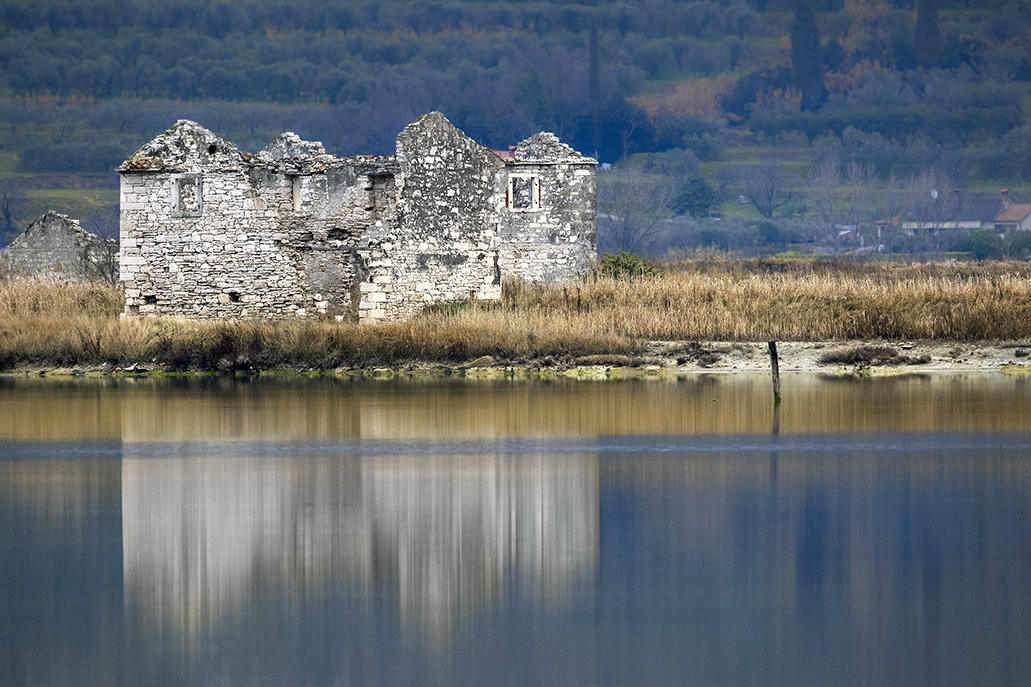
[589,15,601,158]
[914,0,941,68]
[789,0,827,112]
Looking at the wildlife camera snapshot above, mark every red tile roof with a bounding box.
[996,204,1031,222]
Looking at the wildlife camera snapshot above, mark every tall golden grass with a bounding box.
[3,259,1031,370]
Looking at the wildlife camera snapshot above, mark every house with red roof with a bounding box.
[994,190,1031,233]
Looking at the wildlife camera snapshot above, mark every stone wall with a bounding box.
[120,167,301,317]
[358,113,505,323]
[2,211,118,280]
[119,114,597,322]
[120,121,395,318]
[497,133,597,284]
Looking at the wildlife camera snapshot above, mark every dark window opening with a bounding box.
[143,295,157,305]
[229,292,241,303]
[208,144,218,154]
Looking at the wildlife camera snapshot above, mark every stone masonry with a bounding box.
[3,210,118,280]
[118,112,596,322]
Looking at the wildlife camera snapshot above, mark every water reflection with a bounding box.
[3,372,1031,440]
[3,375,1031,686]
[122,451,597,642]
[596,438,1031,687]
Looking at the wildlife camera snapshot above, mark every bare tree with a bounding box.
[841,162,876,229]
[0,174,25,242]
[806,160,877,256]
[877,173,909,251]
[743,160,798,219]
[806,158,839,245]
[905,167,958,240]
[890,167,960,257]
[597,166,678,255]
[84,204,120,241]
[82,240,120,285]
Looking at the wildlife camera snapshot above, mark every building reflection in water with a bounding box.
[121,451,598,642]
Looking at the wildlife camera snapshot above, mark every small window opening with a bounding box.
[208,144,218,155]
[171,174,203,217]
[508,174,540,211]
[369,174,396,220]
[229,292,241,303]
[143,295,157,305]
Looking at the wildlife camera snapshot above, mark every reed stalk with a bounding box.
[3,259,1031,370]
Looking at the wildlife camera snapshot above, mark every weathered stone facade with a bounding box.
[2,211,118,280]
[119,112,596,322]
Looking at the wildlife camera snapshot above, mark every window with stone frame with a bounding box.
[508,174,540,211]
[171,174,203,217]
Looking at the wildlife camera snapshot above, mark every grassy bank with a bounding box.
[4,259,1031,371]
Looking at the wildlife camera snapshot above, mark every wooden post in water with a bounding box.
[768,341,782,404]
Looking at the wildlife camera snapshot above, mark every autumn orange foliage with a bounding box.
[632,75,737,120]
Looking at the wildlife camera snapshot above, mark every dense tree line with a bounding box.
[1,0,1030,259]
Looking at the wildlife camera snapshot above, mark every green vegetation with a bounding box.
[0,0,1029,256]
[599,251,657,279]
[6,258,1031,371]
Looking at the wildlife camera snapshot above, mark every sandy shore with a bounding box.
[351,340,1031,378]
[8,341,1031,378]
[640,341,1031,375]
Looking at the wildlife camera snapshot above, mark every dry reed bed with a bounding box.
[499,268,1031,341]
[3,261,1031,370]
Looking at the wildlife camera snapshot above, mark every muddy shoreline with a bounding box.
[7,340,1031,379]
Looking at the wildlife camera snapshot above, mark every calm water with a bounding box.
[2,373,1030,687]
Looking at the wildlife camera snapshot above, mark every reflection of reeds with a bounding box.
[4,259,1031,369]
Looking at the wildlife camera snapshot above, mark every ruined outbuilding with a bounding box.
[118,113,596,322]
[2,211,118,281]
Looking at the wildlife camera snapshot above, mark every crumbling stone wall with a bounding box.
[497,132,597,284]
[119,114,597,322]
[120,121,391,318]
[2,211,118,280]
[358,112,505,323]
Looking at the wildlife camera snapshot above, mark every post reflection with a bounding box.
[121,451,598,644]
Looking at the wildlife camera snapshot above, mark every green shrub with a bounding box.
[599,251,655,279]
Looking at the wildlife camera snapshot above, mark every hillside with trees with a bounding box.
[0,0,1029,258]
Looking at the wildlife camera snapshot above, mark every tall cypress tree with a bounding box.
[790,0,827,112]
[914,0,941,68]
[589,15,601,157]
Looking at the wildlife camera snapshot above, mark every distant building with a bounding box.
[898,189,1010,234]
[993,190,1031,233]
[878,189,1031,239]
[118,112,597,322]
[1,210,118,280]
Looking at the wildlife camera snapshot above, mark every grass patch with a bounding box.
[818,345,931,366]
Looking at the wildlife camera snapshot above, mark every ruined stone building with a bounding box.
[118,112,596,322]
[2,211,118,281]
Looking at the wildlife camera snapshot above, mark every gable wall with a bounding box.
[120,170,299,317]
[4,212,116,278]
[498,161,596,284]
[358,113,505,323]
